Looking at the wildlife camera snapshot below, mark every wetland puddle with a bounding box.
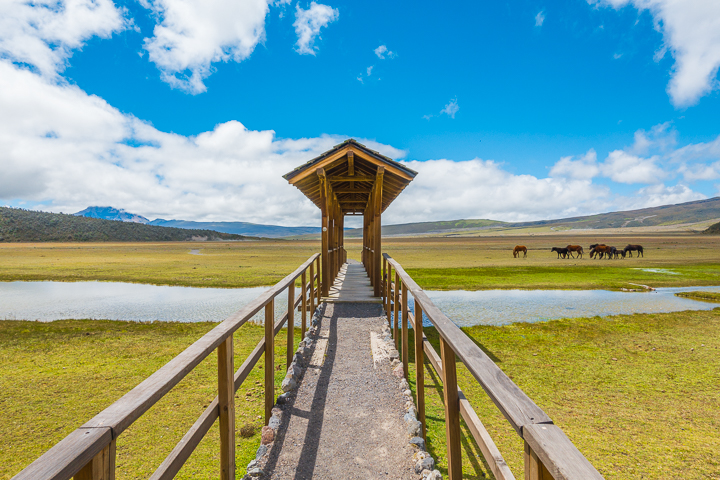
[0,282,718,326]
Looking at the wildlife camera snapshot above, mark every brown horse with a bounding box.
[566,245,583,258]
[590,245,612,259]
[623,244,644,257]
[513,245,527,258]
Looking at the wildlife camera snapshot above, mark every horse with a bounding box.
[590,245,612,259]
[551,247,570,259]
[513,245,527,258]
[623,244,644,257]
[566,245,583,258]
[615,249,626,259]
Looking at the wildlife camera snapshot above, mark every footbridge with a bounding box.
[14,140,603,480]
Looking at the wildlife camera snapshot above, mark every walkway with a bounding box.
[263,301,417,478]
[325,260,382,303]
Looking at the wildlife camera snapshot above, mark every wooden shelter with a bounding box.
[284,139,417,297]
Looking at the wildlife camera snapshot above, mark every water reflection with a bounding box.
[0,281,288,324]
[0,281,718,326]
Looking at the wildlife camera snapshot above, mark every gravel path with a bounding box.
[264,303,418,479]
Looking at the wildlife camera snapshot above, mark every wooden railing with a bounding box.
[382,254,604,480]
[13,254,322,480]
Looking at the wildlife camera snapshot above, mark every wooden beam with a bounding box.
[334,188,371,194]
[348,151,354,176]
[329,175,374,182]
[373,166,384,296]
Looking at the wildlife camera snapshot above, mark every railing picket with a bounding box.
[287,283,295,370]
[316,256,321,305]
[301,271,307,338]
[401,282,409,378]
[309,262,315,323]
[440,336,462,480]
[524,441,552,480]
[264,300,275,424]
[217,336,235,480]
[412,301,426,439]
[393,272,400,348]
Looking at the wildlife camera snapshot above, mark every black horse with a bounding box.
[551,247,570,259]
[623,244,644,257]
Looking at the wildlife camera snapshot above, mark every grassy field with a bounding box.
[0,319,300,480]
[409,308,720,479]
[1,233,719,290]
[2,310,718,479]
[676,291,720,302]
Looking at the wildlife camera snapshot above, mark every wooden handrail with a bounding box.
[14,253,321,480]
[382,253,602,480]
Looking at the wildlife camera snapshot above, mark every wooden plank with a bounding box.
[523,425,604,480]
[316,256,321,305]
[334,188,371,193]
[287,283,295,370]
[401,282,409,378]
[384,255,551,436]
[348,151,354,176]
[13,427,112,480]
[412,304,426,439]
[393,272,400,349]
[217,337,235,480]
[301,271,307,339]
[74,440,114,480]
[373,166,383,296]
[440,336,462,480]
[264,300,274,425]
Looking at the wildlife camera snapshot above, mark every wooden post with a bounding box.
[218,336,235,480]
[287,282,295,370]
[74,440,115,480]
[316,256,321,305]
[394,272,400,348]
[301,271,307,339]
[264,300,274,424]
[318,168,330,297]
[440,337,462,480]
[414,299,426,439]
[373,166,384,297]
[309,262,315,322]
[524,441,553,480]
[382,256,386,301]
[402,282,409,378]
[386,264,392,325]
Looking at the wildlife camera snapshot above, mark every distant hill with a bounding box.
[341,196,720,238]
[344,219,504,238]
[704,221,720,235]
[0,207,254,242]
[148,219,321,238]
[73,205,320,238]
[74,206,149,224]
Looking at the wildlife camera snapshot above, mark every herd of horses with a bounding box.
[513,244,644,259]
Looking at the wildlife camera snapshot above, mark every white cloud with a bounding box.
[602,150,666,184]
[550,149,600,180]
[535,10,546,27]
[367,65,373,76]
[384,158,611,224]
[593,0,720,107]
[293,2,338,56]
[440,98,459,118]
[628,184,705,209]
[374,44,396,59]
[142,0,270,94]
[0,0,126,77]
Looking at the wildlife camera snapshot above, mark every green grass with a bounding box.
[404,309,720,479]
[675,291,720,302]
[0,320,302,480]
[406,264,720,290]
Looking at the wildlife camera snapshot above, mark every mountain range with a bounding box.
[74,207,320,238]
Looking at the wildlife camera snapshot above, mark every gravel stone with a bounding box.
[261,426,274,445]
[415,456,435,473]
[406,420,422,437]
[255,445,268,460]
[409,437,426,451]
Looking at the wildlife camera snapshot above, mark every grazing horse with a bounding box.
[513,245,527,258]
[615,249,626,259]
[566,245,583,258]
[623,244,644,257]
[590,245,612,259]
[551,247,570,259]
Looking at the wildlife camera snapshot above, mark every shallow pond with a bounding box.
[1,281,719,326]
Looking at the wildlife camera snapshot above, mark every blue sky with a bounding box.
[1,0,720,226]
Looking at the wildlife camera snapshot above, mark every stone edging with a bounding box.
[242,304,326,479]
[377,321,443,480]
